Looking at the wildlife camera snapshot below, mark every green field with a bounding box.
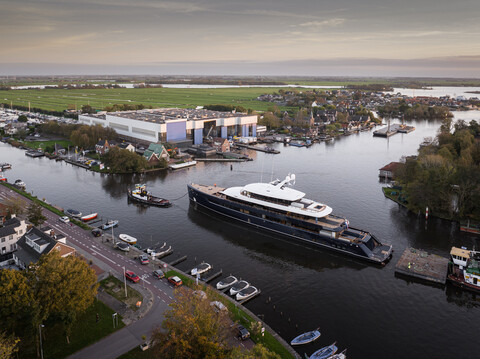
[0,87,301,112]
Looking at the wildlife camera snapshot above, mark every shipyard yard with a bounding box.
[2,108,480,359]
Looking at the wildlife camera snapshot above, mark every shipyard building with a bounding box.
[78,108,258,145]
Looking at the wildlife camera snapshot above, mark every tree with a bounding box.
[81,104,95,114]
[26,201,46,227]
[228,344,281,359]
[33,251,98,343]
[17,115,28,122]
[103,147,148,173]
[0,331,20,359]
[151,287,232,359]
[3,197,27,216]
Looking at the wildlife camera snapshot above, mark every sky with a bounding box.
[1,0,480,77]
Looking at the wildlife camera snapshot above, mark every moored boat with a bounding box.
[14,179,26,188]
[102,219,119,230]
[329,349,347,359]
[291,328,321,346]
[216,275,238,290]
[187,174,392,265]
[306,342,338,359]
[229,280,249,296]
[191,262,212,275]
[0,163,12,170]
[127,184,171,207]
[81,213,98,222]
[151,245,172,258]
[236,286,259,301]
[65,209,82,218]
[448,246,480,294]
[119,233,137,245]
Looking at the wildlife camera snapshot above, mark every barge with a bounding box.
[188,174,392,265]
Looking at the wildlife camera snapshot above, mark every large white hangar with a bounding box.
[78,108,258,144]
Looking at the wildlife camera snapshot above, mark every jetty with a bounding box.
[234,143,280,154]
[195,158,245,162]
[373,123,415,137]
[395,248,449,284]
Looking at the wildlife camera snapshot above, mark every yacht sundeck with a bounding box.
[188,174,392,265]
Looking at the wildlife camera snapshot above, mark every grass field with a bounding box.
[100,275,143,310]
[0,87,300,112]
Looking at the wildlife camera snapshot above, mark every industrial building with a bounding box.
[78,108,258,145]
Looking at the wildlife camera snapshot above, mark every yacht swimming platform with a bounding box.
[395,248,449,284]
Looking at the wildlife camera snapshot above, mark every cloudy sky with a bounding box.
[1,0,480,77]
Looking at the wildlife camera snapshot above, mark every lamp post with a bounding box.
[123,266,127,298]
[39,324,45,359]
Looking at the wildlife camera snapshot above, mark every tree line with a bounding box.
[394,119,480,220]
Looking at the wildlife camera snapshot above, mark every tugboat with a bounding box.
[448,247,480,293]
[127,184,171,207]
[188,174,392,265]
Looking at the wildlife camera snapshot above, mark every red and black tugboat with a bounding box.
[127,184,171,207]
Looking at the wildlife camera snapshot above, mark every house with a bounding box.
[0,215,27,254]
[117,142,136,153]
[211,137,230,153]
[143,143,170,164]
[379,162,402,180]
[13,227,76,269]
[95,139,116,155]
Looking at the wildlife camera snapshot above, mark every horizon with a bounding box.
[1,0,480,77]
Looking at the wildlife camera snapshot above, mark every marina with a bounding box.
[395,248,449,284]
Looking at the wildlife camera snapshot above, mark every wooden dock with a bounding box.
[395,248,449,284]
[373,123,415,137]
[234,143,280,154]
[194,158,245,162]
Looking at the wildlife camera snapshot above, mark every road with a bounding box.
[0,185,175,358]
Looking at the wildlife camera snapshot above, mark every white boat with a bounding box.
[81,213,98,221]
[116,242,130,252]
[191,262,212,275]
[329,349,347,359]
[119,233,137,245]
[236,286,259,301]
[14,179,26,188]
[151,246,172,258]
[168,160,197,170]
[102,219,119,230]
[229,280,249,296]
[65,208,82,218]
[291,328,321,346]
[146,242,166,254]
[216,275,238,290]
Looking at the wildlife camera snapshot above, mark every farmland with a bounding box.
[0,87,301,112]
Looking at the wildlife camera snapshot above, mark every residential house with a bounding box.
[13,227,76,269]
[0,215,27,254]
[143,143,170,165]
[95,139,116,155]
[117,142,136,153]
[379,162,402,180]
[211,137,230,153]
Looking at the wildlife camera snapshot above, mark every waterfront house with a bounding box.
[211,137,230,153]
[13,227,76,269]
[95,139,116,155]
[117,142,136,153]
[143,143,170,164]
[379,162,402,180]
[0,215,27,254]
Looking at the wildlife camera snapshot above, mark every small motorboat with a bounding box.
[102,219,119,230]
[329,349,347,359]
[151,246,172,258]
[0,163,11,170]
[191,262,212,275]
[236,286,259,301]
[81,213,98,222]
[65,209,82,218]
[119,233,137,245]
[291,328,321,346]
[116,242,130,252]
[229,280,249,296]
[145,242,166,254]
[305,342,338,359]
[14,179,26,188]
[216,275,238,290]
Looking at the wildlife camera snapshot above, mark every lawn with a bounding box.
[23,139,73,151]
[100,275,143,310]
[19,299,125,359]
[0,87,299,113]
[117,346,152,359]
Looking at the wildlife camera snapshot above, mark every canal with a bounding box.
[2,111,480,358]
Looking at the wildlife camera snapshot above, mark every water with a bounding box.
[387,87,480,99]
[2,112,480,358]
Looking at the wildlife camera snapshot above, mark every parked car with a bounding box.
[139,254,149,265]
[125,270,140,283]
[59,216,70,223]
[210,301,227,313]
[168,276,182,287]
[152,269,165,279]
[91,228,103,237]
[237,325,250,340]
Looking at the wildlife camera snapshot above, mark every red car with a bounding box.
[168,276,182,287]
[125,270,140,283]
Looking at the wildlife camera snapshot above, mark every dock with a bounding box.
[234,143,280,154]
[194,158,246,162]
[169,255,187,266]
[395,248,449,284]
[202,270,223,283]
[238,289,261,305]
[373,123,415,137]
